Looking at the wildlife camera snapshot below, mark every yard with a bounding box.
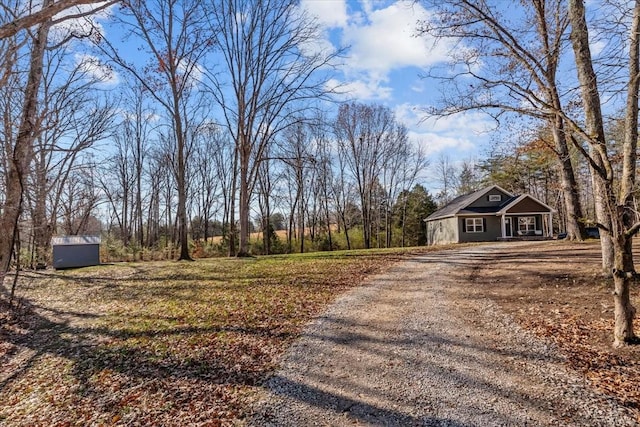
[0,248,430,425]
[463,240,640,413]
[1,241,639,425]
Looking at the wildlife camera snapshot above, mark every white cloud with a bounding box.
[75,53,119,85]
[395,103,495,156]
[299,33,337,58]
[300,0,348,28]
[326,77,393,101]
[410,131,476,157]
[589,40,606,57]
[319,1,453,102]
[342,1,448,75]
[50,2,114,43]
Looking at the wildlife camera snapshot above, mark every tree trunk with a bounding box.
[175,115,192,261]
[612,231,636,346]
[550,116,585,241]
[361,202,370,249]
[613,0,640,346]
[0,6,51,284]
[0,0,116,40]
[569,0,614,274]
[569,0,637,345]
[33,155,51,266]
[591,161,614,274]
[342,213,351,250]
[227,148,238,257]
[298,181,305,254]
[136,151,144,249]
[237,149,250,257]
[621,0,640,274]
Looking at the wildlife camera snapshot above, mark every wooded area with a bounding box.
[1,0,640,345]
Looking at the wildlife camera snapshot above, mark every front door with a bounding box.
[504,217,513,238]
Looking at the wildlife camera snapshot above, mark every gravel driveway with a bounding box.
[249,243,637,426]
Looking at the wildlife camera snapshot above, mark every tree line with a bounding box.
[0,0,437,269]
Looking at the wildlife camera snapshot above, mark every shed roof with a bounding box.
[51,236,101,246]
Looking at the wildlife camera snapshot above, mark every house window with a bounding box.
[518,216,536,233]
[466,218,484,233]
[488,194,502,202]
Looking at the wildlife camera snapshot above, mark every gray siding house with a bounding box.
[425,185,554,245]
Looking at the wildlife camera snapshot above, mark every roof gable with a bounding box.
[497,194,554,214]
[426,185,514,221]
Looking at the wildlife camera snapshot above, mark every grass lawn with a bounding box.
[0,247,439,426]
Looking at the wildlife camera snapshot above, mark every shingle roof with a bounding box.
[425,186,516,221]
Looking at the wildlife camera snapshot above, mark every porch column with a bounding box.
[548,212,553,237]
[501,214,506,238]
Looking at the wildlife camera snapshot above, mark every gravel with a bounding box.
[248,243,638,426]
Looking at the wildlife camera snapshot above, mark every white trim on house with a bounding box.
[465,218,484,233]
[473,185,514,202]
[518,216,536,233]
[496,194,555,214]
[504,217,513,237]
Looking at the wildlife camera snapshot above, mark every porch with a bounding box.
[499,213,553,240]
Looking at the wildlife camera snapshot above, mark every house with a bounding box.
[425,185,554,245]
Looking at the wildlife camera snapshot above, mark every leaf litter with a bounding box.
[0,248,430,426]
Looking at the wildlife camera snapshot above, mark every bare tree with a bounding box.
[434,154,458,206]
[308,114,336,250]
[99,124,137,245]
[97,0,209,260]
[207,127,236,255]
[27,49,114,265]
[334,102,401,249]
[0,0,117,40]
[190,124,224,243]
[59,163,101,235]
[419,0,586,241]
[256,150,275,254]
[332,145,357,250]
[279,121,316,253]
[565,0,640,346]
[205,0,339,256]
[381,130,427,247]
[0,0,53,286]
[116,83,154,249]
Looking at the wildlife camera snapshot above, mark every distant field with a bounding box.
[0,246,439,425]
[207,229,289,244]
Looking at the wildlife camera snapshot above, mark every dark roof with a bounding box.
[426,188,487,221]
[426,186,516,221]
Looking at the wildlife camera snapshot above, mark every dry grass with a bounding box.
[462,240,640,415]
[4,241,639,424]
[0,246,441,426]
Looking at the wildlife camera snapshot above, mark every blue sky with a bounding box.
[54,0,496,184]
[299,0,494,162]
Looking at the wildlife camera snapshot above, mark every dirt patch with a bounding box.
[459,240,640,414]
